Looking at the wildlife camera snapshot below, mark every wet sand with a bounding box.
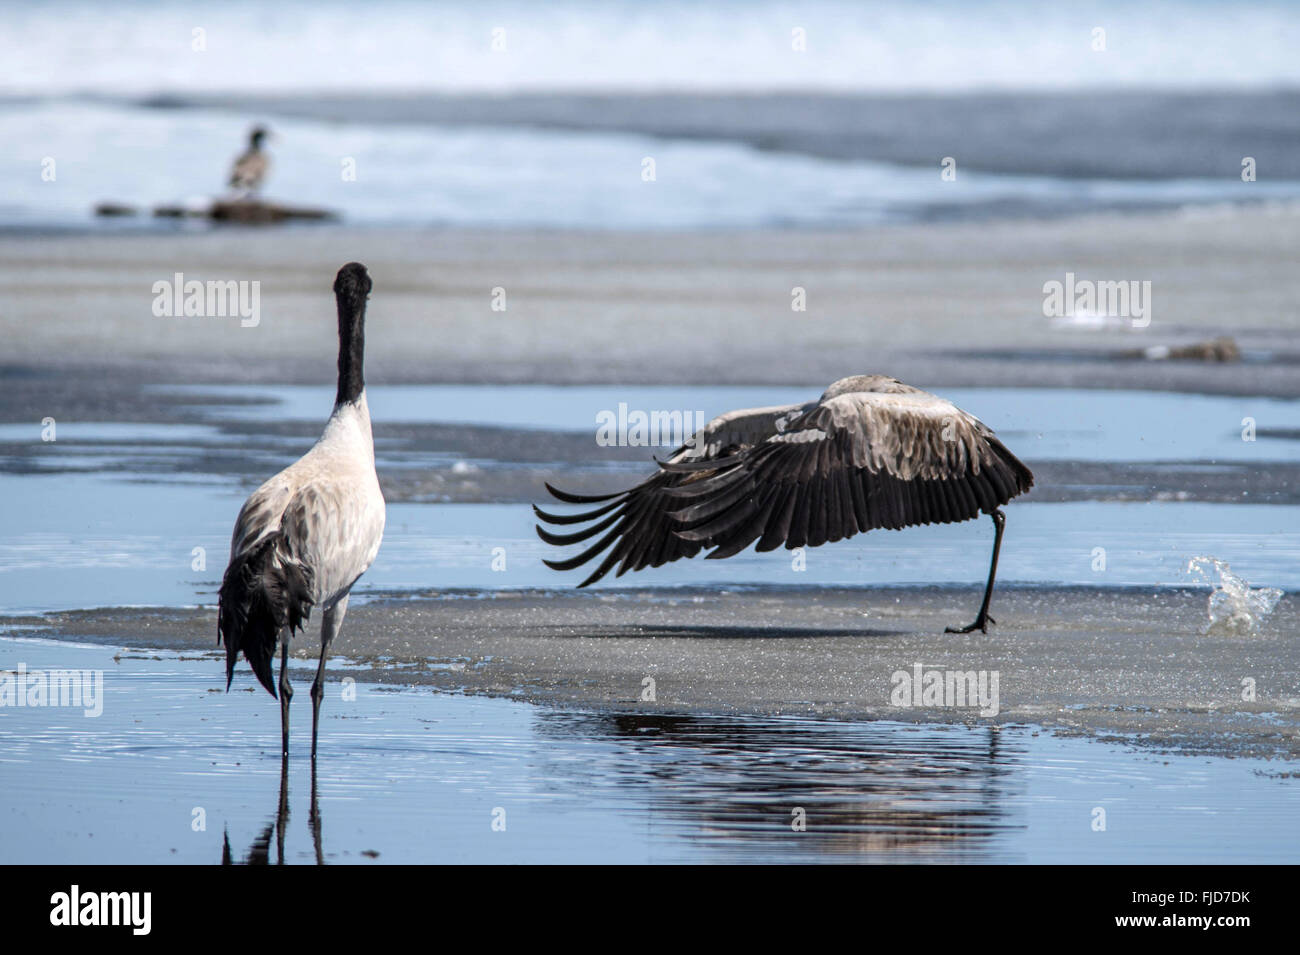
[3,207,1300,401]
[7,584,1297,761]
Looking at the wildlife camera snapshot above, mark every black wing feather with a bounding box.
[535,396,1035,583]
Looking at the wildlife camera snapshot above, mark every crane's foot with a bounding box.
[945,614,995,635]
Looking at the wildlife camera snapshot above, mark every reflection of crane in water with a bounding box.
[221,757,324,866]
[533,711,1023,860]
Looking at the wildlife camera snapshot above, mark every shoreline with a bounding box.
[95,87,1300,179]
[6,583,1297,762]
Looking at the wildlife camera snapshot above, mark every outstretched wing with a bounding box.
[665,391,1034,559]
[534,402,813,586]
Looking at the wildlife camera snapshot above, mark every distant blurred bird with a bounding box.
[536,376,1034,634]
[229,126,271,196]
[218,262,385,758]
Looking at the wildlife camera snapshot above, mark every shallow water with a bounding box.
[3,472,1297,612]
[2,380,1293,863]
[155,383,1300,464]
[2,384,1295,612]
[2,638,1294,864]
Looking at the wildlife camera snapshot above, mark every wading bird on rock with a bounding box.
[229,125,271,196]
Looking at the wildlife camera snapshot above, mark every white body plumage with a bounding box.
[230,393,386,613]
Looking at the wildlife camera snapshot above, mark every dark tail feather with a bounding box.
[217,533,314,697]
[985,435,1035,496]
[533,499,624,525]
[542,482,624,505]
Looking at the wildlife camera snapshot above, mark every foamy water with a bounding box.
[1187,556,1285,635]
[5,0,1300,95]
[6,1,1300,230]
[10,98,1298,232]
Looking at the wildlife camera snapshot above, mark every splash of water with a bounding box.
[1186,557,1283,635]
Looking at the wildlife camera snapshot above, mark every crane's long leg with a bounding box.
[311,594,349,761]
[278,629,293,757]
[946,508,1006,635]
